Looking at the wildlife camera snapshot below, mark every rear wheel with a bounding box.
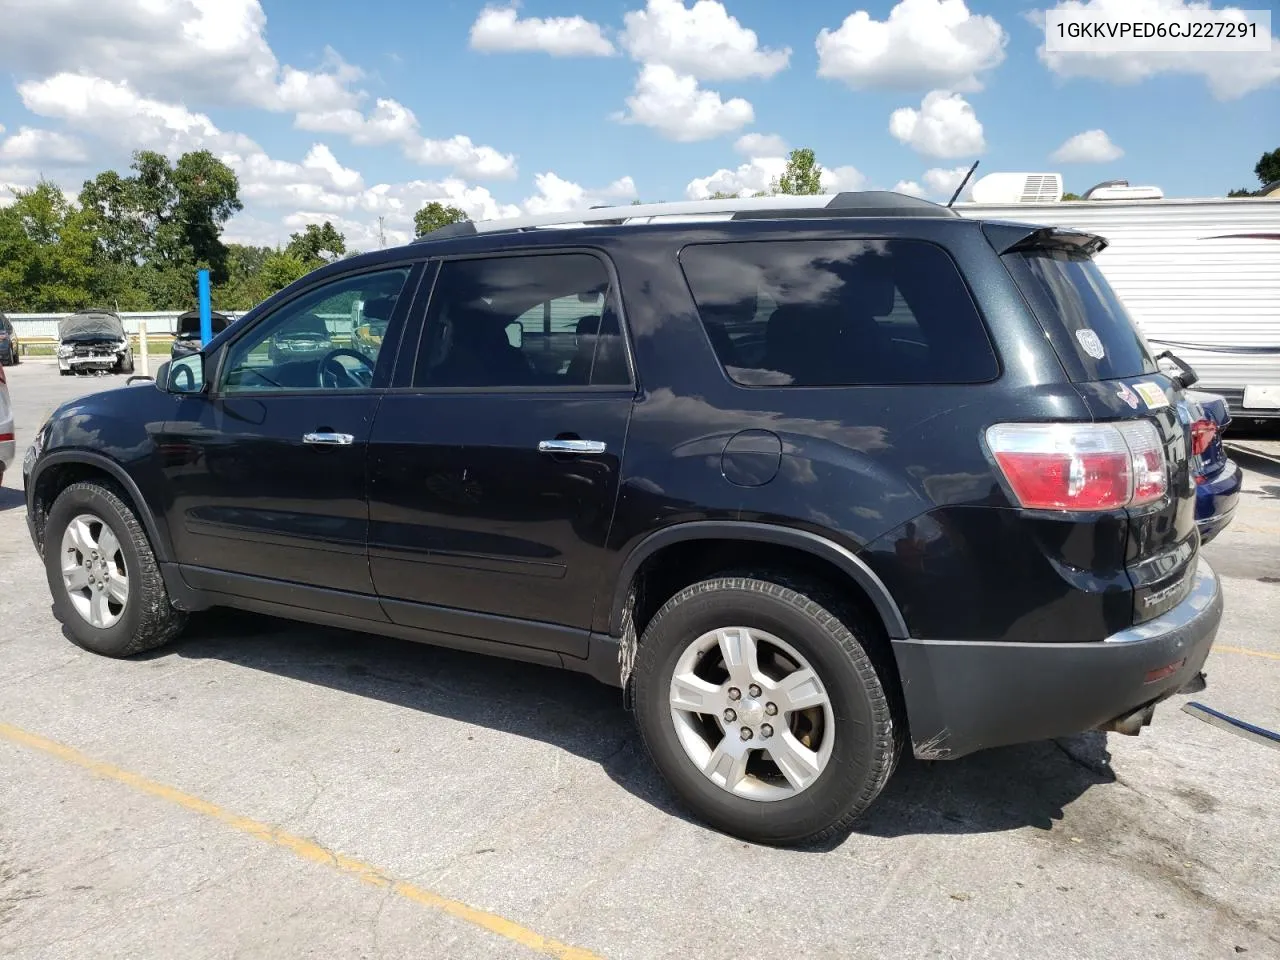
[44,481,187,657]
[633,575,900,845]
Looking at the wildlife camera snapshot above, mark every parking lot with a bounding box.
[1,360,1277,960]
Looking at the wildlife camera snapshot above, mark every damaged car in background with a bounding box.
[57,310,135,376]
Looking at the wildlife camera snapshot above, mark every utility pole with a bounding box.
[377,216,386,249]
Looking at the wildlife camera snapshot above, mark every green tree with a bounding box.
[286,221,346,266]
[414,202,469,237]
[1256,148,1280,186]
[259,251,310,296]
[1061,192,1082,201]
[708,191,739,200]
[79,150,242,293]
[772,148,824,196]
[0,181,97,311]
[213,244,273,310]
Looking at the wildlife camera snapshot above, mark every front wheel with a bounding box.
[43,481,187,657]
[633,575,901,845]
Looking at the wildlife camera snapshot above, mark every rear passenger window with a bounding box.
[414,254,630,388]
[681,239,998,386]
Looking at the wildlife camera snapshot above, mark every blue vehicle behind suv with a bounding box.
[1182,390,1241,543]
[23,192,1223,845]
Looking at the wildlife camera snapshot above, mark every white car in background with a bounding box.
[0,363,14,485]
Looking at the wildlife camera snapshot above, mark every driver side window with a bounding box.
[221,267,411,393]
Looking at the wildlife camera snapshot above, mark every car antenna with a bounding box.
[947,161,980,208]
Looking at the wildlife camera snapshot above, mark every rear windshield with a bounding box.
[1006,250,1156,382]
[680,238,999,387]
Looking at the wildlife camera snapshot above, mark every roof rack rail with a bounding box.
[412,191,956,242]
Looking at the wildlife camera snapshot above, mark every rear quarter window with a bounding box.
[680,238,999,387]
[1004,249,1156,382]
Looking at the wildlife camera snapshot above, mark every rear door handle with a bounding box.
[303,432,355,446]
[538,439,607,456]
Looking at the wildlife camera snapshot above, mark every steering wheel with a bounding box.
[318,348,376,389]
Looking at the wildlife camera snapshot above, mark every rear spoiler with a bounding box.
[982,222,1108,257]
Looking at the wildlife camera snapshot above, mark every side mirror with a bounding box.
[1155,349,1199,389]
[159,354,207,394]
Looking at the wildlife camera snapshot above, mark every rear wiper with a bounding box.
[1153,349,1199,389]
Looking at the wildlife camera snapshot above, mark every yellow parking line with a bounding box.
[0,721,602,960]
[1214,644,1280,662]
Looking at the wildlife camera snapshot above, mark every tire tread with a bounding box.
[636,572,902,845]
[48,480,186,657]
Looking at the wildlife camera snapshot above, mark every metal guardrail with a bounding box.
[7,311,248,339]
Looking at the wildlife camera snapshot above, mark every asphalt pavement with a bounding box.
[1,361,1277,960]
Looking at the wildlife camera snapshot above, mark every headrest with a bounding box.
[363,296,397,322]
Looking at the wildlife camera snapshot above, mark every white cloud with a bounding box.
[0,0,363,113]
[469,5,614,57]
[226,164,522,249]
[685,157,786,199]
[0,166,41,207]
[894,179,927,197]
[0,127,89,165]
[923,165,973,198]
[734,132,788,157]
[1051,129,1123,163]
[228,143,365,205]
[686,156,866,199]
[817,0,1006,91]
[296,97,517,179]
[522,173,638,214]
[621,0,790,80]
[404,136,518,180]
[820,165,868,192]
[19,73,257,156]
[619,64,753,141]
[889,90,985,157]
[1033,0,1279,100]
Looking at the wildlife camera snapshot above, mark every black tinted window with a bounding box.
[414,254,629,388]
[681,239,997,387]
[1006,250,1156,382]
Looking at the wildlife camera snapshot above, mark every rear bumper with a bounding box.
[891,558,1223,760]
[1195,459,1241,544]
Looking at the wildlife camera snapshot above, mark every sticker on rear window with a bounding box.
[1076,328,1105,359]
[1116,383,1140,409]
[1133,382,1168,409]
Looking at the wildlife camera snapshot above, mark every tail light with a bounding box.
[986,421,1168,511]
[1190,419,1216,457]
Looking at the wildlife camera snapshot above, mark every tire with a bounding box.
[43,480,187,657]
[59,368,72,376]
[121,352,135,374]
[633,575,901,846]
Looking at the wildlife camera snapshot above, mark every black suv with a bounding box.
[23,193,1223,845]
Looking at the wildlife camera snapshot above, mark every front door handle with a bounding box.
[538,439,607,456]
[303,431,355,446]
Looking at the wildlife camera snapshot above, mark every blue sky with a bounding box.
[0,0,1276,249]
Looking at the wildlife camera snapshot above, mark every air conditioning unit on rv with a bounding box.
[970,172,1064,204]
[1082,179,1164,201]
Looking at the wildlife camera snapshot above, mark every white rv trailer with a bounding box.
[956,173,1280,419]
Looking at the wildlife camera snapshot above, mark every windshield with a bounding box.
[177,312,229,338]
[59,313,125,341]
[1005,250,1156,382]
